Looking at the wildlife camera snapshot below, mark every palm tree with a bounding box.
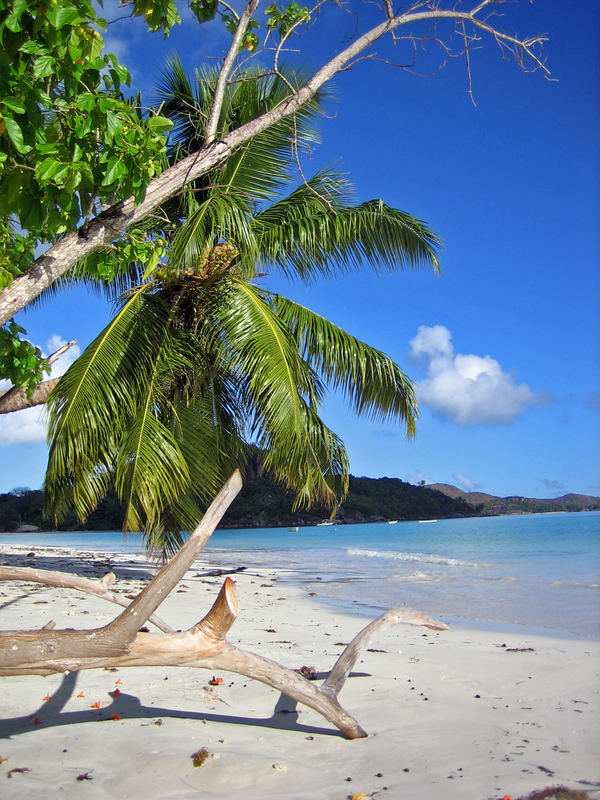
[44,61,440,557]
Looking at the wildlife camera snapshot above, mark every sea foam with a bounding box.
[346,547,481,568]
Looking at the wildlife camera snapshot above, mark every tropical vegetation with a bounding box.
[43,61,440,556]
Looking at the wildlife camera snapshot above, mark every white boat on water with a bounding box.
[287,526,299,532]
[387,520,398,524]
[418,519,438,523]
[317,520,335,527]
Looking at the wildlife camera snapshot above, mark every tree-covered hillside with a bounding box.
[2,477,597,533]
[0,476,475,531]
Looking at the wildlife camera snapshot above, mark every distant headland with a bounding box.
[1,477,598,532]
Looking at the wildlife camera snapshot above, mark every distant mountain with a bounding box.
[428,484,600,515]
[1,479,597,533]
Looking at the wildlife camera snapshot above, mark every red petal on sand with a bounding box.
[91,701,101,709]
[33,717,42,725]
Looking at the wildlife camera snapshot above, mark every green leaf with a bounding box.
[33,54,56,80]
[37,157,63,182]
[147,115,174,133]
[105,110,123,139]
[5,14,23,33]
[2,97,26,114]
[46,5,83,28]
[101,156,127,185]
[18,41,47,55]
[3,115,30,153]
[75,92,97,111]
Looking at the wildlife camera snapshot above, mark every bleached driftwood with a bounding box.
[0,565,174,633]
[0,470,447,739]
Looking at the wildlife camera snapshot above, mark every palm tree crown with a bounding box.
[44,60,440,557]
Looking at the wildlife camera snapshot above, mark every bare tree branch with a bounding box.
[0,1,548,327]
[0,339,77,414]
[204,0,261,145]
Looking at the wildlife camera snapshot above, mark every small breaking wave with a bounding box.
[549,581,600,590]
[346,548,482,568]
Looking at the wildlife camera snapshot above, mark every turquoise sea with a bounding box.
[1,511,599,639]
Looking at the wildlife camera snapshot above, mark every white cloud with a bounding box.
[452,472,479,492]
[405,472,431,486]
[0,406,47,445]
[0,336,80,446]
[409,325,545,426]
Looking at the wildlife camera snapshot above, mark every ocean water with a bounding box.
[1,512,599,639]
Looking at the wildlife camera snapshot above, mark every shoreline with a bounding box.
[1,543,599,799]
[0,540,598,643]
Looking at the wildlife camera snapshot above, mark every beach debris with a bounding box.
[191,748,210,767]
[76,771,94,781]
[0,756,7,764]
[350,793,371,800]
[202,685,229,705]
[294,665,317,679]
[272,762,287,771]
[208,676,223,685]
[6,767,31,778]
[518,788,592,800]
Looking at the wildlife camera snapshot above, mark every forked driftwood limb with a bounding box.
[0,565,175,633]
[0,470,447,739]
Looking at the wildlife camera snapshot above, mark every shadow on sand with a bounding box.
[0,670,364,740]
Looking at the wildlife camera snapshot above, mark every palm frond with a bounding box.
[270,294,418,434]
[168,189,257,270]
[44,291,176,522]
[254,168,441,280]
[210,278,348,505]
[115,408,190,533]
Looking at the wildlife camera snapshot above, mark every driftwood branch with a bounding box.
[0,470,447,739]
[0,565,174,633]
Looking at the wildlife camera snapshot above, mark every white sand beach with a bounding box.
[0,544,598,800]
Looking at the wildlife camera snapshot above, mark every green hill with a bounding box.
[1,479,597,533]
[428,484,600,515]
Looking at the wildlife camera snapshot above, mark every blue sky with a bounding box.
[0,0,598,499]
